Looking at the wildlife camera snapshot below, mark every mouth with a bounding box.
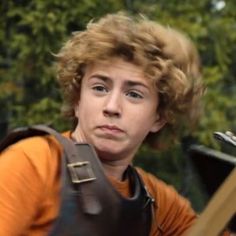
[98,125,124,133]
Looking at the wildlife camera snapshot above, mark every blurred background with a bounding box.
[0,0,236,212]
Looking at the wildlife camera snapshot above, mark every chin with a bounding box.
[95,145,124,161]
[90,137,132,161]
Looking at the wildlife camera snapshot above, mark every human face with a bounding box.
[74,58,164,162]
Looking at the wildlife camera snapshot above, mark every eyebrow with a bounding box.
[126,80,150,90]
[89,74,150,90]
[90,74,110,82]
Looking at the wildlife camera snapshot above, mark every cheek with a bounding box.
[75,98,100,122]
[128,112,156,134]
[130,105,157,123]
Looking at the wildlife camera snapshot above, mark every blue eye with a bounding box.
[92,85,107,93]
[127,91,143,99]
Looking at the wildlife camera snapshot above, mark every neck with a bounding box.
[101,160,130,181]
[71,126,86,143]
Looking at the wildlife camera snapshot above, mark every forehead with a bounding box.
[84,57,153,85]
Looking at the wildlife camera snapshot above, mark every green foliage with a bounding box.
[1,0,236,211]
[0,0,125,131]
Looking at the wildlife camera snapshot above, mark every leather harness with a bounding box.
[0,125,154,236]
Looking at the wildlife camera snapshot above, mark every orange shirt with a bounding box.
[0,133,197,236]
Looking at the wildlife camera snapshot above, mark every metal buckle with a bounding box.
[67,161,96,184]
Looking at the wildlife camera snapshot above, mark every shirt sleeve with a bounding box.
[0,144,45,235]
[155,181,196,235]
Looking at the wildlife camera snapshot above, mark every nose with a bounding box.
[103,91,122,118]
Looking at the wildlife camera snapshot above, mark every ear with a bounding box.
[150,114,166,133]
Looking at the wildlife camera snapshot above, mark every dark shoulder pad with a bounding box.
[0,124,57,152]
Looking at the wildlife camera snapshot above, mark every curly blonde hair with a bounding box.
[56,12,204,147]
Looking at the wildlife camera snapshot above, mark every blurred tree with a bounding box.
[130,0,236,144]
[0,0,125,132]
[130,0,236,210]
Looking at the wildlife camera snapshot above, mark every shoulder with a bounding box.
[0,132,69,235]
[135,166,178,199]
[0,132,68,183]
[136,167,196,235]
[136,166,194,209]
[12,134,62,159]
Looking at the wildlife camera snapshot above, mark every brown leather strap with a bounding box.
[29,125,102,215]
[0,124,101,215]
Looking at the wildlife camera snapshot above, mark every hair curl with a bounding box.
[55,12,204,148]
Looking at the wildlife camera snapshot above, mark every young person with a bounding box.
[0,12,209,235]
